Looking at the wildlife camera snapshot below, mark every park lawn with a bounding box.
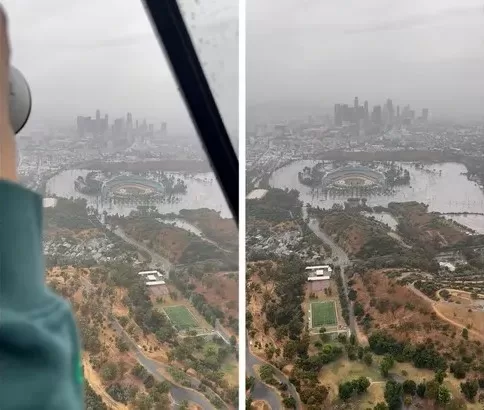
[311,301,337,327]
[163,305,198,329]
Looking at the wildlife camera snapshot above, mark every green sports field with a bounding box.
[163,305,198,329]
[311,301,337,327]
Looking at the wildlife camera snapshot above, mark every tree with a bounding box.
[460,380,478,402]
[355,377,371,394]
[338,381,354,400]
[282,396,297,409]
[380,355,395,377]
[246,376,255,391]
[416,382,426,398]
[374,403,388,410]
[363,352,373,366]
[450,361,468,379]
[402,380,417,396]
[437,385,452,406]
[384,381,403,410]
[435,369,447,384]
[348,289,357,301]
[259,364,274,383]
[425,380,440,401]
[179,401,189,410]
[462,328,469,340]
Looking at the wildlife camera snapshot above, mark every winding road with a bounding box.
[111,320,224,409]
[246,334,302,410]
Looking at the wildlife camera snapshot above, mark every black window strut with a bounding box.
[142,0,239,225]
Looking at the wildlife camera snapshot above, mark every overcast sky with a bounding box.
[247,0,484,121]
[3,0,237,135]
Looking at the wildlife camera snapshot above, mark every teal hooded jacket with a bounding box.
[0,180,84,409]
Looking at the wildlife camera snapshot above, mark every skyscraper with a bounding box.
[422,108,429,122]
[364,100,369,121]
[386,99,394,125]
[372,105,382,125]
[334,104,342,126]
[95,109,101,134]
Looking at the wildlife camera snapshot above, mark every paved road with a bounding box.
[246,344,283,410]
[112,321,224,409]
[113,226,173,272]
[246,334,302,410]
[305,212,356,335]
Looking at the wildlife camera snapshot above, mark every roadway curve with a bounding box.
[111,321,223,409]
[246,336,302,410]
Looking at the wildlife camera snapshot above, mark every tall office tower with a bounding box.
[103,114,109,134]
[364,100,369,121]
[334,104,342,126]
[410,110,415,120]
[161,122,167,138]
[422,108,429,122]
[127,112,133,129]
[135,120,139,130]
[341,104,350,122]
[396,105,400,119]
[372,105,382,125]
[95,109,101,134]
[354,97,359,122]
[77,116,86,137]
[386,99,394,124]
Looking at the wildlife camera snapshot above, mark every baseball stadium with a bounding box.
[101,175,165,198]
[321,165,386,190]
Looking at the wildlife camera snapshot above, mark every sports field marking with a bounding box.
[163,305,198,329]
[311,301,337,327]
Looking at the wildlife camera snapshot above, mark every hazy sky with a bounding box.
[3,0,238,135]
[247,0,484,120]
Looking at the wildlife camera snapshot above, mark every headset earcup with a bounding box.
[9,66,32,134]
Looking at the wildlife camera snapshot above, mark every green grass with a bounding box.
[163,305,198,329]
[311,301,337,327]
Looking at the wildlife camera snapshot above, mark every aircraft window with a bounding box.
[4,1,238,408]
